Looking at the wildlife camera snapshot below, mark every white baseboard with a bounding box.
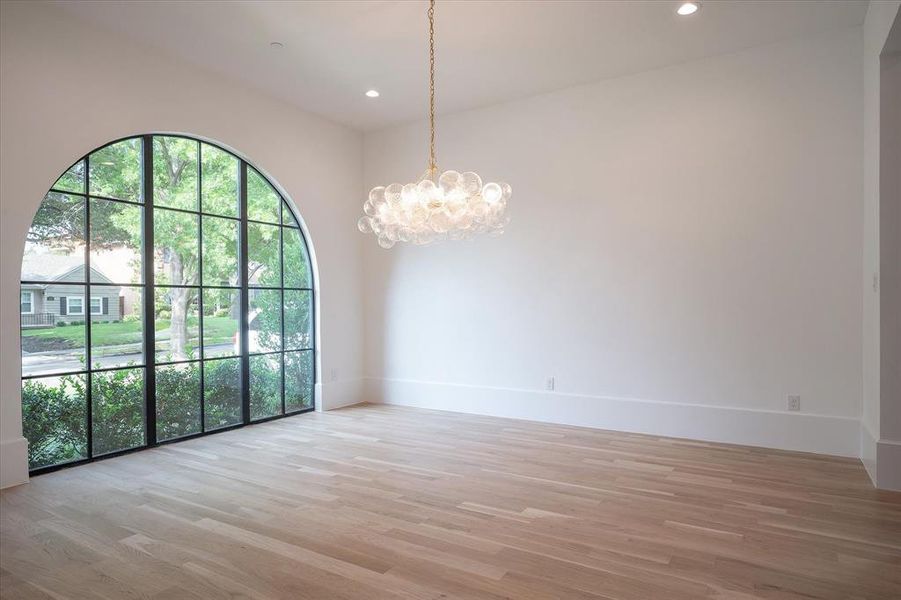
[860,422,901,491]
[318,378,365,412]
[876,438,901,491]
[0,381,881,488]
[0,436,29,489]
[861,421,879,484]
[366,378,860,458]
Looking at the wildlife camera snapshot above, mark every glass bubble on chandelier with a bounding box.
[357,0,511,248]
[358,169,511,248]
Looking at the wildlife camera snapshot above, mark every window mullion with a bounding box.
[84,154,93,459]
[143,135,157,447]
[239,161,251,425]
[198,140,205,432]
[279,199,286,416]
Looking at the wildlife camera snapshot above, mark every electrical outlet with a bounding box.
[330,368,338,382]
[546,376,555,391]
[787,395,801,412]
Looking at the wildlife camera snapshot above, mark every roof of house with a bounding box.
[21,253,82,281]
[21,253,113,284]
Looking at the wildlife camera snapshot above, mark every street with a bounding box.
[22,343,234,377]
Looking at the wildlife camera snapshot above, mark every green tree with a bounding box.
[38,138,232,360]
[153,137,199,359]
[35,137,310,361]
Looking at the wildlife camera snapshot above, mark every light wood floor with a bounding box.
[1,404,900,600]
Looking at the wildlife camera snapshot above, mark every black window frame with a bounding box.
[20,134,316,475]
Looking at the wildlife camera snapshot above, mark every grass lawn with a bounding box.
[198,317,238,344]
[22,317,238,349]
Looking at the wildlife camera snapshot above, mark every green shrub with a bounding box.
[285,351,314,411]
[156,363,201,441]
[23,354,313,470]
[22,375,87,469]
[91,368,144,455]
[250,355,281,419]
[204,359,241,429]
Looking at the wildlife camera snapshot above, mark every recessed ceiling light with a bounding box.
[677,2,700,16]
[270,41,284,49]
[365,90,380,98]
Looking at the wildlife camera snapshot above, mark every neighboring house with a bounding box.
[20,254,122,328]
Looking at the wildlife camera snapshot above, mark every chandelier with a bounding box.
[357,0,511,248]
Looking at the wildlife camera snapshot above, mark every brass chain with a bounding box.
[428,0,437,172]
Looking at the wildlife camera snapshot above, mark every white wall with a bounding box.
[0,2,365,488]
[861,0,901,488]
[879,54,901,489]
[878,6,901,490]
[363,28,865,457]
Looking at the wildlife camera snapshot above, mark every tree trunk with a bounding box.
[168,253,189,360]
[159,137,192,360]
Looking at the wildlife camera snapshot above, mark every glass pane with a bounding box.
[204,358,241,430]
[284,290,313,350]
[90,286,143,369]
[202,289,239,358]
[52,161,85,194]
[283,227,312,288]
[22,374,87,470]
[201,144,238,217]
[89,198,143,285]
[282,200,298,227]
[250,354,282,421]
[21,284,87,377]
[154,208,199,286]
[22,192,85,282]
[92,367,145,456]
[285,351,314,412]
[156,362,201,441]
[89,138,142,202]
[247,167,280,223]
[247,223,280,287]
[153,137,198,211]
[155,287,200,362]
[249,289,281,354]
[202,216,239,286]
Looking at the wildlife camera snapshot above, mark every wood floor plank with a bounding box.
[2,404,900,599]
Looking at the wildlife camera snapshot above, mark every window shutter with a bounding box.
[102,297,109,315]
[60,296,67,316]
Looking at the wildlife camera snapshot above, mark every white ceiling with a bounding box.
[57,0,867,132]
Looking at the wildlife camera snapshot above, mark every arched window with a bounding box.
[20,135,315,473]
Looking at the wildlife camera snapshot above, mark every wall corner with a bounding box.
[0,436,29,489]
